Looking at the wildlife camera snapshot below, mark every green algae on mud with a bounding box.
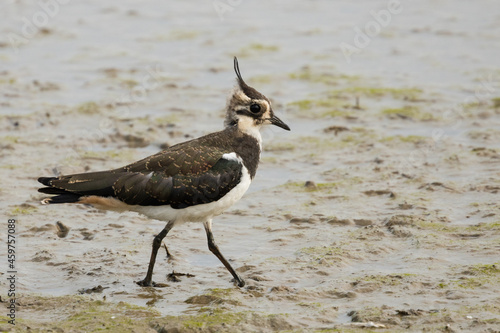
[167,29,200,40]
[287,84,427,121]
[438,263,500,290]
[185,288,241,306]
[280,177,363,194]
[265,131,372,154]
[155,309,248,331]
[75,101,101,114]
[288,98,344,111]
[6,295,160,332]
[288,67,360,85]
[492,97,500,108]
[78,148,138,162]
[238,43,280,57]
[467,263,500,276]
[347,303,500,332]
[9,294,293,333]
[0,135,21,144]
[152,310,292,332]
[330,86,423,101]
[9,203,38,215]
[281,181,340,193]
[3,2,500,332]
[352,273,417,288]
[416,220,500,234]
[287,98,355,119]
[381,106,436,121]
[378,134,430,145]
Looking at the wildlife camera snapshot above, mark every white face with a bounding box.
[225,84,289,133]
[235,99,272,128]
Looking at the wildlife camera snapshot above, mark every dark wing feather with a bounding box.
[114,157,242,208]
[38,139,243,208]
[123,143,223,176]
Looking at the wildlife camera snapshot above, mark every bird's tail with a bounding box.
[38,179,82,204]
[37,171,121,204]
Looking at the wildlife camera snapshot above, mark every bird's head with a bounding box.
[224,57,290,134]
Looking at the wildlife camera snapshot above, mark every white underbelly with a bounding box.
[132,166,252,223]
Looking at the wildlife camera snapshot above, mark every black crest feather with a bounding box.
[234,57,244,85]
[233,56,267,101]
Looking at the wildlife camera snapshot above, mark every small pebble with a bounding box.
[305,181,317,189]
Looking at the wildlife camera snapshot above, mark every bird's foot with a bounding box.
[234,277,246,288]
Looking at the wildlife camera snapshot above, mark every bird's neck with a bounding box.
[238,125,262,152]
[232,118,262,151]
[221,125,262,179]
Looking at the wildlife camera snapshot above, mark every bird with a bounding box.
[37,57,290,288]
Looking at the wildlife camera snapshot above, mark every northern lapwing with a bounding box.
[37,57,290,287]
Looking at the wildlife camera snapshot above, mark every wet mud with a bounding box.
[1,1,500,332]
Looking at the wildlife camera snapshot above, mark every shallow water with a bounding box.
[1,0,500,331]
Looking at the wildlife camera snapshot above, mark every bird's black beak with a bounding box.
[269,115,290,131]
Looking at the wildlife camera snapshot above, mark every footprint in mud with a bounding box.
[78,285,109,294]
[29,224,57,233]
[31,250,53,262]
[167,271,195,283]
[78,228,95,240]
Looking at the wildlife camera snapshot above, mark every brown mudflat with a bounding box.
[2,1,500,332]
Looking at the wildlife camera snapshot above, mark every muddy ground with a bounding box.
[1,1,500,332]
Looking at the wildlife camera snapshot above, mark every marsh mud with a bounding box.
[1,1,499,332]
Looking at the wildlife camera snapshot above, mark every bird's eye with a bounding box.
[250,103,261,113]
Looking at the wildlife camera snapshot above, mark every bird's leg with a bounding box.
[203,220,245,288]
[137,220,175,287]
